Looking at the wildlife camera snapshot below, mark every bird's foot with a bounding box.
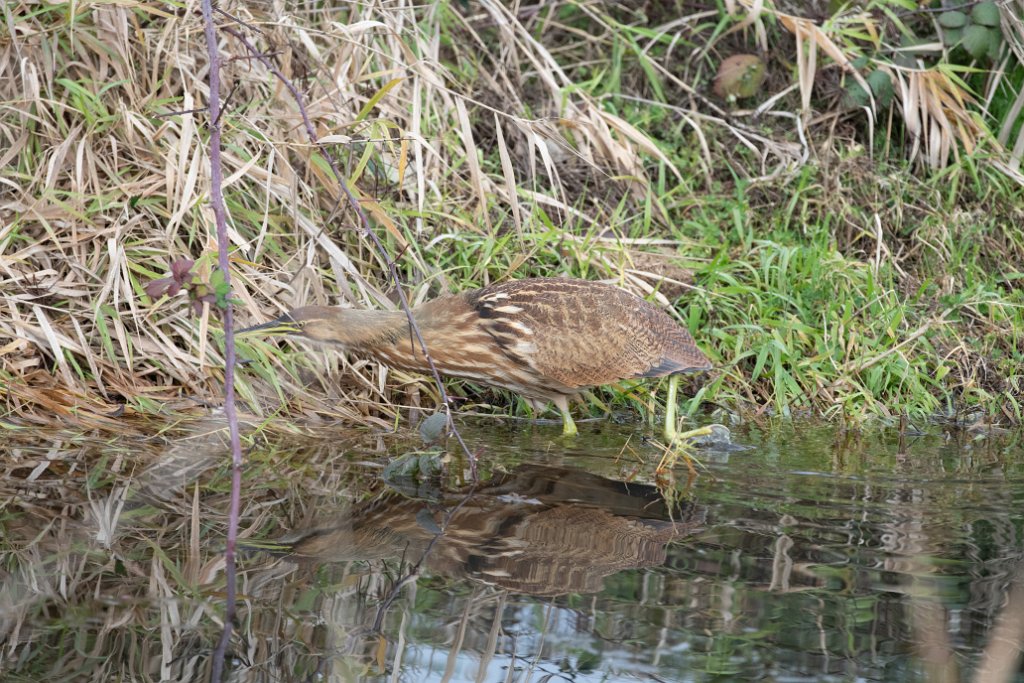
[659,424,733,477]
[664,424,715,445]
[659,425,713,478]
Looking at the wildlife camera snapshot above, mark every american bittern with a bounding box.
[241,277,711,440]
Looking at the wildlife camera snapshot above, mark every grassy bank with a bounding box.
[2,0,1022,432]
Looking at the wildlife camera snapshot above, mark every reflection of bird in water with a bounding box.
[275,465,706,596]
[241,277,711,439]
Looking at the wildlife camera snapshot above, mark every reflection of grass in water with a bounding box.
[4,423,1024,680]
[0,429,391,680]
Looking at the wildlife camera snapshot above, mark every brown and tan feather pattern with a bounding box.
[243,277,712,436]
[467,278,709,395]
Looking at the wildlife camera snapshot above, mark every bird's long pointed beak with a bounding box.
[236,313,300,337]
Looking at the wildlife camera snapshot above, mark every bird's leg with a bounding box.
[663,375,712,444]
[664,374,679,441]
[524,398,549,427]
[525,398,544,415]
[553,395,577,436]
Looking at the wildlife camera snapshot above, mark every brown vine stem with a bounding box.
[221,25,479,479]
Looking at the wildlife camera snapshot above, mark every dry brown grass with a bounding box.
[1,1,698,427]
[2,0,1022,429]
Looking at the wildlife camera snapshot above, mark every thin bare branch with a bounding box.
[199,1,245,680]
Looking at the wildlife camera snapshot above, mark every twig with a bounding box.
[214,5,265,35]
[201,3,245,681]
[213,81,240,128]
[370,484,480,632]
[221,26,479,479]
[154,107,209,118]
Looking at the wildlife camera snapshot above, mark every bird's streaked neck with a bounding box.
[301,307,410,350]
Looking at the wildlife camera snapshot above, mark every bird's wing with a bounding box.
[473,279,687,391]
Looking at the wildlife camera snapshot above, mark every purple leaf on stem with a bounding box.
[145,257,195,299]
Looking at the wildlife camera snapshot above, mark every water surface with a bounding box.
[2,419,1023,682]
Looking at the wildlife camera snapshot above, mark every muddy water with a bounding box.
[2,420,1023,682]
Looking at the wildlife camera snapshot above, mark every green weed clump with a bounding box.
[1,0,1022,430]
